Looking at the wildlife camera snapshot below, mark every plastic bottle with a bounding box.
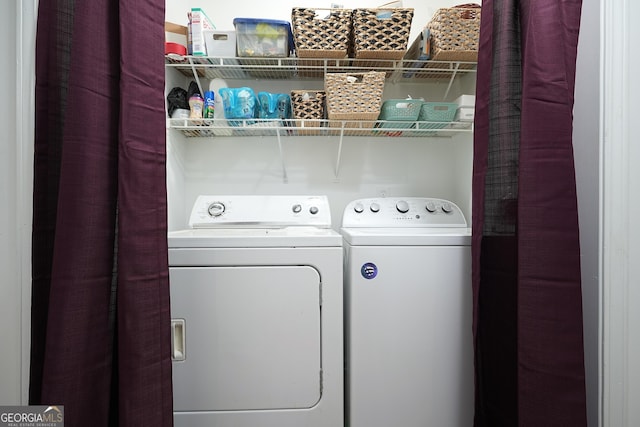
[189,94,204,119]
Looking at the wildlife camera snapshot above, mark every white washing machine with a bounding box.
[168,195,343,427]
[341,197,474,427]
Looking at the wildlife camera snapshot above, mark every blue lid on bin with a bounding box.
[233,18,295,55]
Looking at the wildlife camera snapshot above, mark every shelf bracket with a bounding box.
[187,57,205,96]
[442,62,461,100]
[276,128,288,183]
[334,125,345,179]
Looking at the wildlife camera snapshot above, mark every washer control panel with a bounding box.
[342,197,467,228]
[189,195,332,228]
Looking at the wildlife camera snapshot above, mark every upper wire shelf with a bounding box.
[165,56,477,81]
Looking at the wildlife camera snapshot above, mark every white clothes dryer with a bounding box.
[168,195,343,427]
[341,197,474,427]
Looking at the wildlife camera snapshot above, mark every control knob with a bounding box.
[292,204,302,213]
[426,201,436,213]
[442,202,453,213]
[354,203,364,213]
[396,200,410,213]
[207,202,225,217]
[370,202,380,213]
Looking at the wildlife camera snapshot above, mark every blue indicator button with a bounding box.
[361,262,378,280]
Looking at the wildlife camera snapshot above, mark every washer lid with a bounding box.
[341,227,471,246]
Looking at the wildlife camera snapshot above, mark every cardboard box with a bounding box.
[402,27,431,78]
[165,21,188,46]
[191,8,216,56]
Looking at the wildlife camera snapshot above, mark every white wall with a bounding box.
[573,0,600,424]
[0,0,35,405]
[165,78,475,230]
[601,0,640,425]
[627,2,640,419]
[165,0,477,231]
[165,0,465,43]
[0,0,21,404]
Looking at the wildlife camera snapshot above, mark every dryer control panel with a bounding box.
[189,195,332,228]
[342,197,467,228]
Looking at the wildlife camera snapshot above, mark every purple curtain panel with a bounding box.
[472,0,588,425]
[30,0,173,425]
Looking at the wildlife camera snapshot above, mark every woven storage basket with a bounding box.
[291,90,326,135]
[325,71,385,127]
[292,8,353,58]
[427,4,481,62]
[402,31,477,79]
[352,8,414,60]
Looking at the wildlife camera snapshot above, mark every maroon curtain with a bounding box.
[30,0,173,425]
[472,0,587,425]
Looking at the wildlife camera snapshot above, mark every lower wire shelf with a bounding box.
[167,118,473,138]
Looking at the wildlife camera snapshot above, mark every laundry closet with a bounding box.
[0,0,611,425]
[164,0,476,231]
[164,1,477,426]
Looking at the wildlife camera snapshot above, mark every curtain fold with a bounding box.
[472,0,587,425]
[30,0,173,425]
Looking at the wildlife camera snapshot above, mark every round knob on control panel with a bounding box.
[396,200,410,213]
[292,204,302,213]
[354,203,364,213]
[370,202,380,213]
[426,201,436,213]
[441,202,453,213]
[208,202,226,217]
[309,206,319,215]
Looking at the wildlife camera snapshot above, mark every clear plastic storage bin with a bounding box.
[233,18,294,57]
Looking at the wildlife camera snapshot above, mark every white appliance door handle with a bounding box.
[171,319,186,361]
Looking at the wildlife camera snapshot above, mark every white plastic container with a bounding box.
[455,107,475,121]
[453,94,475,107]
[204,30,236,57]
[453,94,475,122]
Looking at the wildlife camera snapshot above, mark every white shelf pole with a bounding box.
[276,128,288,183]
[335,124,345,178]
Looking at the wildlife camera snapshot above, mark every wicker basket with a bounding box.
[427,4,481,62]
[291,90,326,135]
[325,71,385,127]
[402,30,477,79]
[352,8,414,60]
[292,8,353,58]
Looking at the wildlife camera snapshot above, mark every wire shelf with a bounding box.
[167,118,473,138]
[165,56,477,81]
